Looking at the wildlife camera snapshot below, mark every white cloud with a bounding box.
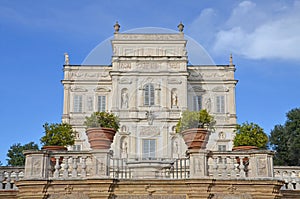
[212,0,300,60]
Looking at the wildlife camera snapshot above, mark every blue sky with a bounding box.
[0,0,299,164]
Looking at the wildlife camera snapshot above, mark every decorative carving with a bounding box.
[257,157,267,176]
[70,72,110,80]
[218,131,226,139]
[140,126,159,136]
[168,78,182,84]
[65,185,73,194]
[114,34,183,40]
[48,193,90,199]
[136,62,161,70]
[119,62,131,70]
[145,184,156,195]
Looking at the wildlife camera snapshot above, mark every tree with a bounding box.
[233,122,268,149]
[0,160,2,166]
[269,108,300,166]
[6,142,39,166]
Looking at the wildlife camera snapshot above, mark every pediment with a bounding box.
[188,86,206,92]
[94,87,111,92]
[71,87,87,92]
[119,78,132,84]
[212,86,229,92]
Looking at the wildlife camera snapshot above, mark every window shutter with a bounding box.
[144,84,155,106]
[74,95,82,112]
[216,95,225,113]
[193,96,202,111]
[98,96,106,112]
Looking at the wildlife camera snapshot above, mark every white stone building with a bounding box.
[61,24,238,160]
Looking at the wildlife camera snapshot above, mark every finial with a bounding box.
[114,21,120,33]
[64,53,69,65]
[177,22,184,32]
[229,53,233,66]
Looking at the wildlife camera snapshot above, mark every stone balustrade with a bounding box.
[274,166,300,190]
[205,150,274,178]
[22,149,277,182]
[0,166,24,190]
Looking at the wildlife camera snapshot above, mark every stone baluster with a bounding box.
[0,171,3,190]
[229,157,236,178]
[13,172,19,189]
[239,157,246,178]
[213,157,218,178]
[221,157,227,178]
[5,171,11,190]
[53,157,61,178]
[63,156,69,178]
[72,156,78,178]
[81,157,87,177]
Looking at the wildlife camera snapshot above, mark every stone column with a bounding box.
[62,84,71,123]
[187,149,209,178]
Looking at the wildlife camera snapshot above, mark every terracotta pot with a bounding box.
[41,145,68,151]
[232,146,259,151]
[181,128,208,149]
[86,127,116,149]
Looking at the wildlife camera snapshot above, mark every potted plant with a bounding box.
[232,122,268,151]
[84,112,120,150]
[40,122,76,151]
[175,109,215,149]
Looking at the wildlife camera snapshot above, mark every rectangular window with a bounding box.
[216,95,225,113]
[218,145,226,151]
[98,96,106,112]
[144,84,155,106]
[193,95,202,111]
[142,139,156,160]
[73,145,81,151]
[73,95,82,112]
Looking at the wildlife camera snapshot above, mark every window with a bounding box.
[73,95,82,112]
[193,95,202,111]
[142,139,156,160]
[73,145,81,151]
[218,145,226,151]
[144,84,155,106]
[216,95,225,113]
[98,96,106,112]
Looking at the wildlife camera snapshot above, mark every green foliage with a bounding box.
[233,122,268,149]
[40,123,76,146]
[176,109,215,133]
[6,142,39,166]
[84,112,120,131]
[0,161,2,166]
[269,108,300,166]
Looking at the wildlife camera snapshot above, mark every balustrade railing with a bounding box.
[0,166,24,190]
[274,166,300,190]
[49,152,92,179]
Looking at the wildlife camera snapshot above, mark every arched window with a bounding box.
[144,83,155,106]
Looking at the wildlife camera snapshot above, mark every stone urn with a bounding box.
[86,127,116,150]
[181,128,208,149]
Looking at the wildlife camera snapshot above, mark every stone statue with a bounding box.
[64,53,70,65]
[121,90,128,108]
[87,96,93,111]
[205,98,211,112]
[171,90,178,107]
[121,140,128,158]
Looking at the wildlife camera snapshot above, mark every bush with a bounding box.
[84,112,120,131]
[233,122,268,149]
[40,123,76,146]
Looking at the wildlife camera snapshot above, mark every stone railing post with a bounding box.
[91,149,113,177]
[248,150,274,178]
[187,149,208,178]
[23,150,50,179]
